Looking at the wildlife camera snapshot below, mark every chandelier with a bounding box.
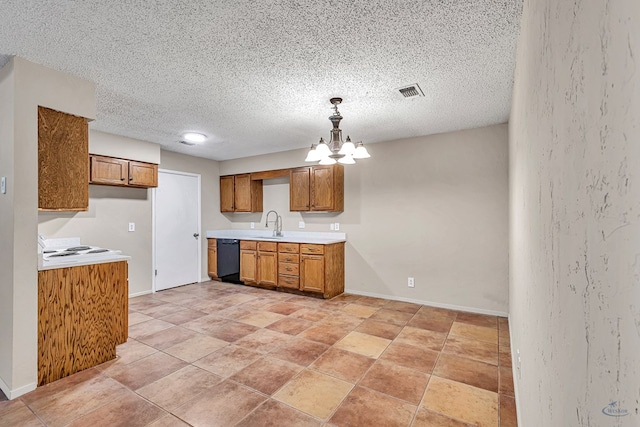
[305,97,370,165]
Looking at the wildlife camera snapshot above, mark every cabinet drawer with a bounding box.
[278,274,300,289]
[279,262,299,276]
[258,241,278,252]
[278,242,300,253]
[278,253,299,264]
[207,238,216,248]
[301,244,324,255]
[240,240,257,250]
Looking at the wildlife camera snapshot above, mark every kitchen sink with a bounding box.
[256,236,283,240]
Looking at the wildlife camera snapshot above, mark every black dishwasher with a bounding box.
[217,239,241,284]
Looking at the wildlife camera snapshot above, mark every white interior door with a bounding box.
[154,170,201,291]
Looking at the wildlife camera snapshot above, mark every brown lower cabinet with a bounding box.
[236,239,344,298]
[207,238,218,280]
[37,261,128,386]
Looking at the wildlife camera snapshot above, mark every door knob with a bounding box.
[193,233,200,239]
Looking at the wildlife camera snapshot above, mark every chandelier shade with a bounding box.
[305,97,370,164]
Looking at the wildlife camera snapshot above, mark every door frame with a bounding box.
[151,168,202,293]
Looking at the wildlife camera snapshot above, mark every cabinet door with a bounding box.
[129,161,158,187]
[240,249,257,283]
[300,254,325,293]
[207,239,218,279]
[257,251,277,287]
[310,166,334,211]
[220,176,235,212]
[290,167,310,211]
[38,106,89,211]
[234,174,252,212]
[91,155,128,185]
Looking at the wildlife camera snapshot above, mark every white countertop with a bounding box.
[38,254,131,271]
[205,229,346,244]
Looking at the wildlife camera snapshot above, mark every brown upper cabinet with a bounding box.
[220,173,263,212]
[290,164,344,212]
[38,106,89,211]
[90,154,158,188]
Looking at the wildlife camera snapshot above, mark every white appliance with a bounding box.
[38,235,127,269]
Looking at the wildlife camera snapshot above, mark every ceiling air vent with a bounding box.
[397,83,424,98]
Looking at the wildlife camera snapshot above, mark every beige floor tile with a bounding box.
[395,326,447,351]
[383,300,421,314]
[137,302,185,318]
[442,336,499,366]
[105,352,188,391]
[422,376,498,427]
[157,308,208,325]
[433,353,499,392]
[129,311,153,326]
[500,395,518,427]
[499,345,513,367]
[449,322,498,345]
[412,407,474,427]
[334,331,391,358]
[263,301,306,315]
[230,356,303,395]
[310,347,375,383]
[379,342,439,373]
[235,399,322,427]
[329,386,416,427]
[179,314,227,335]
[146,414,192,426]
[163,334,229,362]
[298,324,351,346]
[499,366,515,396]
[341,303,380,318]
[128,319,175,339]
[0,405,44,427]
[234,328,293,353]
[203,320,260,342]
[136,365,222,411]
[0,397,26,417]
[193,345,262,377]
[30,375,128,427]
[368,308,414,326]
[136,326,198,350]
[269,337,329,366]
[172,380,266,426]
[359,360,430,404]
[266,316,314,335]
[237,310,286,327]
[355,319,402,340]
[273,370,353,420]
[65,390,166,427]
[20,368,103,406]
[455,312,498,329]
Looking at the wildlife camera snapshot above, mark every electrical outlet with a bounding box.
[1,177,5,194]
[299,221,305,229]
[250,222,255,229]
[408,277,415,287]
[334,222,340,231]
[128,222,135,232]
[330,223,335,231]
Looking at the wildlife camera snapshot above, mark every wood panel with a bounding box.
[310,165,333,211]
[278,274,299,289]
[278,242,300,254]
[220,175,235,212]
[257,241,278,252]
[207,238,218,279]
[38,106,89,211]
[290,167,310,211]
[251,168,290,180]
[257,250,278,287]
[90,155,128,185]
[240,249,257,284]
[300,254,325,293]
[234,174,253,212]
[129,161,158,187]
[278,253,299,264]
[279,262,299,276]
[240,240,257,250]
[323,242,345,299]
[301,244,324,255]
[38,261,128,386]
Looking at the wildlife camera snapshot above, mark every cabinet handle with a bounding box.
[120,177,125,181]
[129,176,133,181]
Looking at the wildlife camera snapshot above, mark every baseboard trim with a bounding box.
[508,313,522,427]
[0,376,36,400]
[129,290,153,298]
[343,288,509,317]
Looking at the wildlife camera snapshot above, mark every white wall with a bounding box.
[509,0,640,425]
[0,57,96,399]
[221,124,509,314]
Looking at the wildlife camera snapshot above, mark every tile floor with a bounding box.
[0,281,517,427]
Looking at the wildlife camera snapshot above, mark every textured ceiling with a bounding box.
[0,0,523,161]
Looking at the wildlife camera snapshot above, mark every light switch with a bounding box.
[128,222,135,232]
[1,177,5,194]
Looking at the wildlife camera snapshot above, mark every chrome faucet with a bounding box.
[265,210,282,237]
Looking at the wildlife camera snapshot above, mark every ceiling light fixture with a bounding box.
[182,132,207,144]
[305,97,370,165]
